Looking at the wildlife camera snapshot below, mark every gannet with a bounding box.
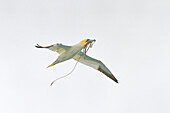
[35,39,118,83]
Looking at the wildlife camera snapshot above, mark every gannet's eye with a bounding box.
[86,39,90,42]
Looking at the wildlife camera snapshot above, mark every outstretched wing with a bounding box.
[35,43,71,54]
[36,43,71,67]
[73,52,118,83]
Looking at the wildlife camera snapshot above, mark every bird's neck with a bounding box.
[73,42,85,48]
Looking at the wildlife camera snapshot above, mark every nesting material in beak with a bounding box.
[83,39,96,55]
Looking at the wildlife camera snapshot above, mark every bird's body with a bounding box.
[36,39,118,83]
[47,43,85,67]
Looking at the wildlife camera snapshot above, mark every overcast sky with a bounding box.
[0,0,170,113]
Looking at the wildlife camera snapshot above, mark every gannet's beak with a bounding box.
[90,39,96,43]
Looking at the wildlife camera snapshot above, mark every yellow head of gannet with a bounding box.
[80,39,96,47]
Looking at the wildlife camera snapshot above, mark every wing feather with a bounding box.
[35,43,70,54]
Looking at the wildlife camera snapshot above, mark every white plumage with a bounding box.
[35,39,118,83]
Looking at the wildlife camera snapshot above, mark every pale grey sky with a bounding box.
[0,0,170,113]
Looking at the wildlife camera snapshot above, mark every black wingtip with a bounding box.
[115,80,119,84]
[98,66,119,84]
[35,44,42,48]
[35,44,39,48]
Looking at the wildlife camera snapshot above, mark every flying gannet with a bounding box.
[35,39,118,83]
